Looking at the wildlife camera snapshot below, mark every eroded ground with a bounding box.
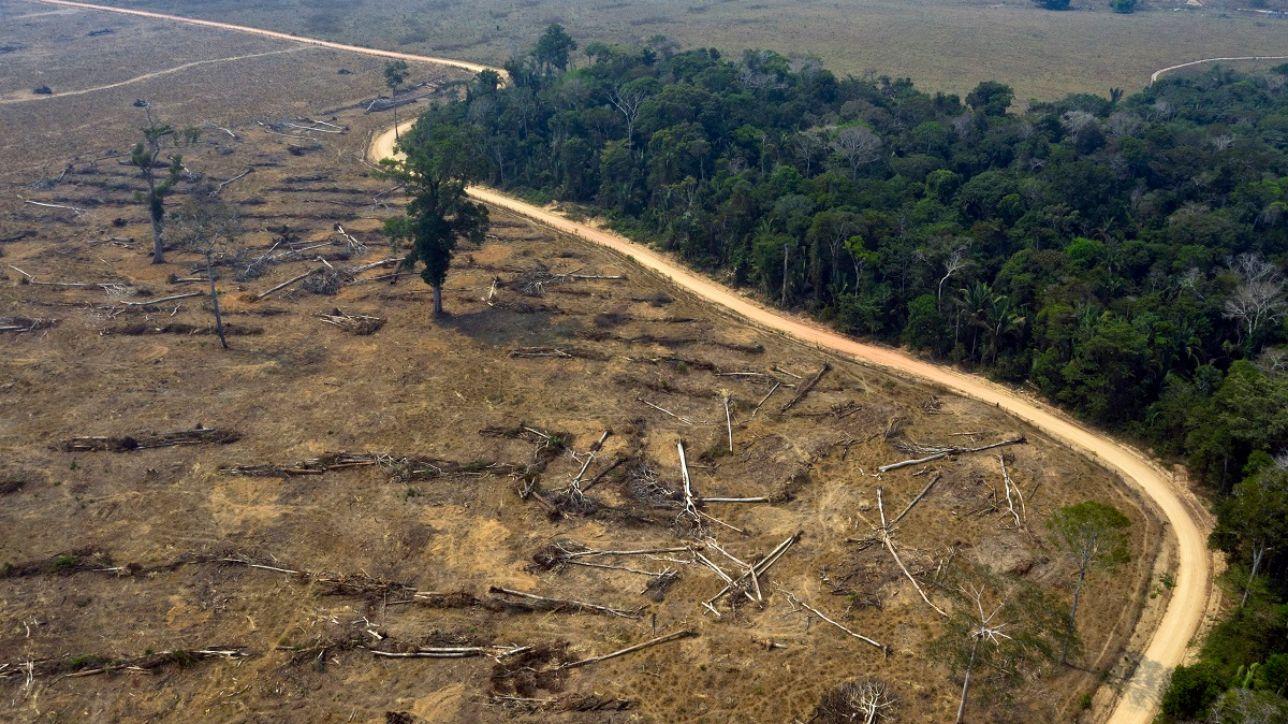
[0,6,1167,722]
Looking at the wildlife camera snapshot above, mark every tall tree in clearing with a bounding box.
[1047,501,1131,663]
[381,121,488,318]
[384,60,409,142]
[171,185,240,350]
[130,108,183,264]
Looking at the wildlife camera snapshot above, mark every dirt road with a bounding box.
[372,123,1210,724]
[35,1,1213,720]
[32,0,497,75]
[0,47,310,105]
[1151,54,1288,83]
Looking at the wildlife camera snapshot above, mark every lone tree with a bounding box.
[1048,501,1131,662]
[384,60,410,141]
[170,185,240,349]
[130,107,184,264]
[381,122,488,318]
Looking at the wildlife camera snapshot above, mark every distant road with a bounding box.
[0,47,309,105]
[36,2,1213,722]
[33,0,498,75]
[1151,54,1288,83]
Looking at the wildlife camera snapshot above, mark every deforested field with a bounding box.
[83,0,1288,102]
[0,3,1171,721]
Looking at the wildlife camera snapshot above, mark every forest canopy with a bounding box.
[406,32,1288,719]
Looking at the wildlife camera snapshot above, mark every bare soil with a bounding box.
[0,9,1167,722]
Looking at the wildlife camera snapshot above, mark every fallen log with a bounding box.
[0,316,59,333]
[317,309,384,335]
[780,363,830,413]
[101,322,262,337]
[559,630,697,670]
[245,268,320,302]
[781,588,890,654]
[59,426,239,452]
[223,452,520,481]
[878,436,1025,473]
[488,586,643,619]
[117,291,203,307]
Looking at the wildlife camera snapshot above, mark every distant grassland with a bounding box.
[91,0,1287,100]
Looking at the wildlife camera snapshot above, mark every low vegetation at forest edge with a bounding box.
[399,27,1288,720]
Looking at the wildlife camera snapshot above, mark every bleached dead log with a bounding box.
[203,122,238,139]
[334,223,365,254]
[780,363,830,412]
[214,167,252,194]
[781,588,889,653]
[20,198,82,216]
[677,441,700,526]
[246,268,319,302]
[371,645,525,660]
[559,630,697,670]
[704,532,800,610]
[877,436,1025,473]
[891,474,942,527]
[877,489,947,617]
[638,397,693,425]
[998,454,1025,528]
[706,538,760,603]
[751,380,781,417]
[721,391,734,452]
[118,291,203,307]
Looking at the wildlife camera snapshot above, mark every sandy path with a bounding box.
[372,123,1210,724]
[34,1,1213,720]
[1151,54,1288,83]
[32,0,496,75]
[0,47,310,104]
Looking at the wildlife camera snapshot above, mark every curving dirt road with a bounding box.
[373,120,1211,724]
[33,0,497,75]
[36,1,1213,720]
[1151,54,1288,84]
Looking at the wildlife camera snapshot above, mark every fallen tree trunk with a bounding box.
[780,363,830,412]
[59,426,239,452]
[878,436,1025,473]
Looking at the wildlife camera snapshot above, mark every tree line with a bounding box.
[397,28,1286,719]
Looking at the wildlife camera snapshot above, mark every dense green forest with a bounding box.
[405,28,1287,719]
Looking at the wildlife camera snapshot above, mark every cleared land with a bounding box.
[80,0,1288,101]
[0,6,1172,722]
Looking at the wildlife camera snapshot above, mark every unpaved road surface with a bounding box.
[0,47,310,104]
[37,1,1215,720]
[1151,54,1288,83]
[375,121,1213,724]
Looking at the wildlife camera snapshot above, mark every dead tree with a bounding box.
[780,363,830,412]
[852,484,948,617]
[780,587,889,654]
[954,586,1012,724]
[878,436,1025,473]
[170,185,240,348]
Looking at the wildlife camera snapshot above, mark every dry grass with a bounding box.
[0,10,1170,722]
[82,0,1288,101]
